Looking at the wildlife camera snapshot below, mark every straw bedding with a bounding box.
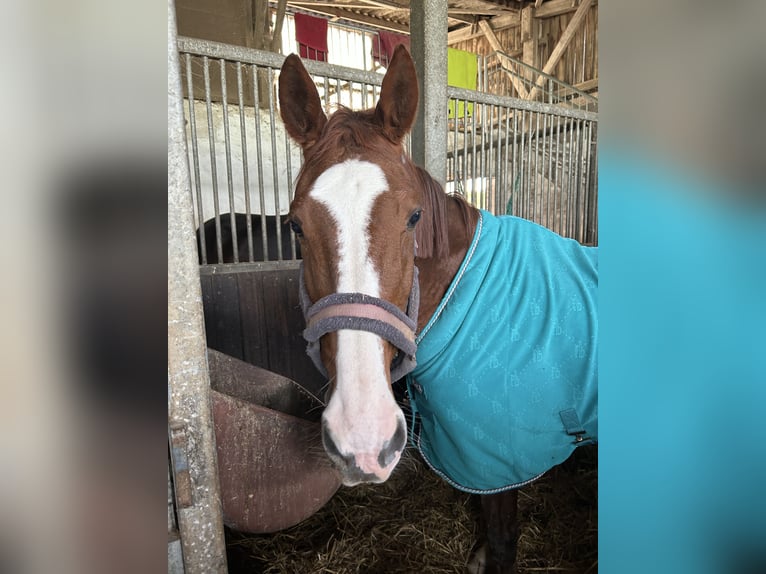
[226,446,597,573]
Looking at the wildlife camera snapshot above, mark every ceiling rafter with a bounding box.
[286,2,410,33]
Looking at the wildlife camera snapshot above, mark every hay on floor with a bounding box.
[227,446,597,574]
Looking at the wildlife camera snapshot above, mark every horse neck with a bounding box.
[415,197,478,333]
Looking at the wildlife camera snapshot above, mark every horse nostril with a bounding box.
[378,420,407,468]
[321,421,345,463]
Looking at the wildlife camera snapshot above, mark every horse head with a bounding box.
[279,46,434,485]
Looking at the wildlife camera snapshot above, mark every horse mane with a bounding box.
[414,165,476,260]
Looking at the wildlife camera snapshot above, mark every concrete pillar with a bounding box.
[409,0,448,185]
[168,0,228,571]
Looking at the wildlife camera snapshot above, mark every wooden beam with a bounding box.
[355,0,409,9]
[286,4,409,33]
[478,19,528,98]
[553,77,598,97]
[528,0,592,100]
[534,0,596,19]
[573,77,598,92]
[535,0,544,7]
[271,0,288,51]
[454,0,514,13]
[448,16,475,27]
[449,10,507,16]
[290,0,408,9]
[445,13,477,25]
[520,5,537,68]
[289,2,392,8]
[448,12,520,44]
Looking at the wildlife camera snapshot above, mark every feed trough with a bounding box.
[208,349,341,533]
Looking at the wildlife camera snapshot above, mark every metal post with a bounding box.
[409,0,448,184]
[168,0,228,572]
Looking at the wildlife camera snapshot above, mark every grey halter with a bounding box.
[298,263,420,382]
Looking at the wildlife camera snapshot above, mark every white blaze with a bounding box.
[310,159,404,478]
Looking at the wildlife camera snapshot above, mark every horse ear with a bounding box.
[279,54,327,151]
[375,45,419,144]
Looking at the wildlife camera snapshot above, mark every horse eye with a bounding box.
[289,220,304,237]
[407,209,422,229]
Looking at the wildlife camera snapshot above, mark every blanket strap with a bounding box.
[559,408,594,445]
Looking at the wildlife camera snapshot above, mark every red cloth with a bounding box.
[372,31,410,67]
[294,13,328,62]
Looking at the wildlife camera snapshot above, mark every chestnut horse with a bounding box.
[279,46,597,574]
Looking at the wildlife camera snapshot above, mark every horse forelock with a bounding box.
[298,108,389,172]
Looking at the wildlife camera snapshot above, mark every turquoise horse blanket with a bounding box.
[407,210,598,494]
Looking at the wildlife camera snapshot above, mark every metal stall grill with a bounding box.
[446,86,598,245]
[177,37,388,265]
[178,37,598,262]
[476,51,599,113]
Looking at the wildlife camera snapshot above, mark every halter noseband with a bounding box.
[298,263,419,382]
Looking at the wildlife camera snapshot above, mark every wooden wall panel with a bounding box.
[454,4,598,92]
[201,266,326,399]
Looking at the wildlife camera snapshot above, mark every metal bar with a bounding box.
[589,123,598,245]
[569,119,577,240]
[581,119,592,243]
[268,66,283,261]
[510,108,518,216]
[518,109,526,219]
[525,110,533,222]
[168,1,227,570]
[285,123,297,259]
[544,112,551,229]
[219,59,238,263]
[502,105,510,214]
[533,110,541,225]
[547,112,555,229]
[202,56,223,264]
[252,63,269,261]
[184,53,206,265]
[470,102,477,206]
[555,114,564,235]
[446,112,587,159]
[236,62,254,263]
[451,102,459,193]
[487,105,500,213]
[481,102,488,209]
[461,102,468,198]
[495,106,503,212]
[574,118,583,241]
[587,121,596,242]
[198,259,303,276]
[569,118,578,241]
[322,75,330,114]
[447,85,597,121]
[562,115,571,237]
[179,37,384,88]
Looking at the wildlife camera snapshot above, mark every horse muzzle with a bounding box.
[321,415,407,485]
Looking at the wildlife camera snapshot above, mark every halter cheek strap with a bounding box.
[299,263,419,382]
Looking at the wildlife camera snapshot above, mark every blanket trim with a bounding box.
[414,424,548,494]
